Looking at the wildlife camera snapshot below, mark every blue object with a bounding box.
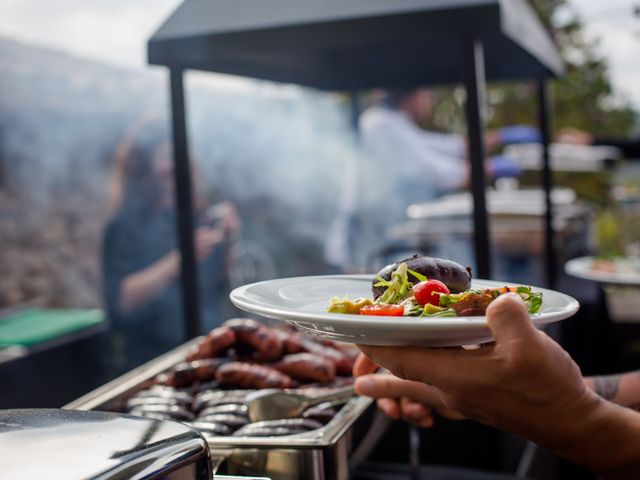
[490,154,522,178]
[499,125,540,144]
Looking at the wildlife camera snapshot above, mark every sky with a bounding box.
[0,0,639,106]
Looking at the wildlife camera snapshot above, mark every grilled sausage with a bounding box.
[188,421,233,436]
[372,255,472,299]
[126,396,184,410]
[302,407,337,424]
[216,362,295,389]
[298,340,354,376]
[128,404,195,421]
[224,319,284,361]
[273,353,336,384]
[233,418,324,437]
[233,426,307,437]
[198,404,248,418]
[161,358,225,388]
[186,326,236,361]
[192,389,250,411]
[134,387,193,406]
[273,329,304,354]
[195,414,248,429]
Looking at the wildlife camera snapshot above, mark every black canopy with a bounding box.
[148,0,563,339]
[149,0,563,88]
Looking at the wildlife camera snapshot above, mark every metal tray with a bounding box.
[66,338,386,480]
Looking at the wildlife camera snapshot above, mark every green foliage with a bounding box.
[426,0,637,138]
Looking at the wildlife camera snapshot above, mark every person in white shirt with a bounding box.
[325,88,537,270]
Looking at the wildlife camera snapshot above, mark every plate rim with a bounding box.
[230,275,580,330]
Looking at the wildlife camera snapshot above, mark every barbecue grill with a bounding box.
[66,337,384,480]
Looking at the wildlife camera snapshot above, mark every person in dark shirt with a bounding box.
[102,118,239,370]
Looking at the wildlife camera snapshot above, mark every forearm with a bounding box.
[118,251,180,312]
[554,393,640,479]
[585,371,640,409]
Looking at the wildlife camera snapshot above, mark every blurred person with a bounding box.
[103,117,240,370]
[353,294,640,479]
[359,87,538,214]
[558,127,640,159]
[325,88,537,269]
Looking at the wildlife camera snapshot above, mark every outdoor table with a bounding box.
[0,308,105,366]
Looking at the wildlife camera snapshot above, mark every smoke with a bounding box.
[0,37,362,308]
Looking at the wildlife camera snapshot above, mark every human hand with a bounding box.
[195,227,223,261]
[357,294,598,452]
[499,125,541,144]
[208,202,241,239]
[489,154,522,179]
[353,355,464,427]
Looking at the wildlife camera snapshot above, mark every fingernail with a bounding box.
[355,377,374,396]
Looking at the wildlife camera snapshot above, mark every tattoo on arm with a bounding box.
[593,375,622,401]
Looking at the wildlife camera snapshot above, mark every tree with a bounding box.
[428,0,637,138]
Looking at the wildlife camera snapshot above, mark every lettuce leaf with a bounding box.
[375,262,414,305]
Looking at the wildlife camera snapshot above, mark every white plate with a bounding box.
[230,276,579,347]
[565,257,640,286]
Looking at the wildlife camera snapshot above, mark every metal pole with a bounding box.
[537,79,557,288]
[462,37,491,279]
[349,91,361,134]
[169,67,201,340]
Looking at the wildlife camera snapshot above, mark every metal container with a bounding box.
[0,408,211,480]
[66,339,383,480]
[387,187,589,259]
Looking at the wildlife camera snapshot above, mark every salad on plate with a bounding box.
[327,255,543,318]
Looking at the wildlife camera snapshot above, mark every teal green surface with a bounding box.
[0,309,104,347]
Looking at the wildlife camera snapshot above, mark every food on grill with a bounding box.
[195,414,248,429]
[298,339,355,376]
[328,255,543,317]
[273,328,305,354]
[274,353,336,384]
[224,318,284,361]
[123,318,356,439]
[186,326,236,361]
[129,404,195,422]
[193,390,250,411]
[233,418,324,437]
[126,396,185,410]
[234,426,307,437]
[188,421,233,436]
[160,358,225,388]
[373,255,472,299]
[199,403,249,418]
[302,407,337,424]
[216,362,295,389]
[134,386,193,405]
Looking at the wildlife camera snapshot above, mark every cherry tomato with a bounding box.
[412,280,450,306]
[360,304,405,316]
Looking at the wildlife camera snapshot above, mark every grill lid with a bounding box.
[0,409,211,480]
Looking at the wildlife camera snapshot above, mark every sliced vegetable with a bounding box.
[413,279,450,306]
[360,304,405,316]
[327,297,374,314]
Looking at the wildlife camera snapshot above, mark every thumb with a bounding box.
[485,293,537,346]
